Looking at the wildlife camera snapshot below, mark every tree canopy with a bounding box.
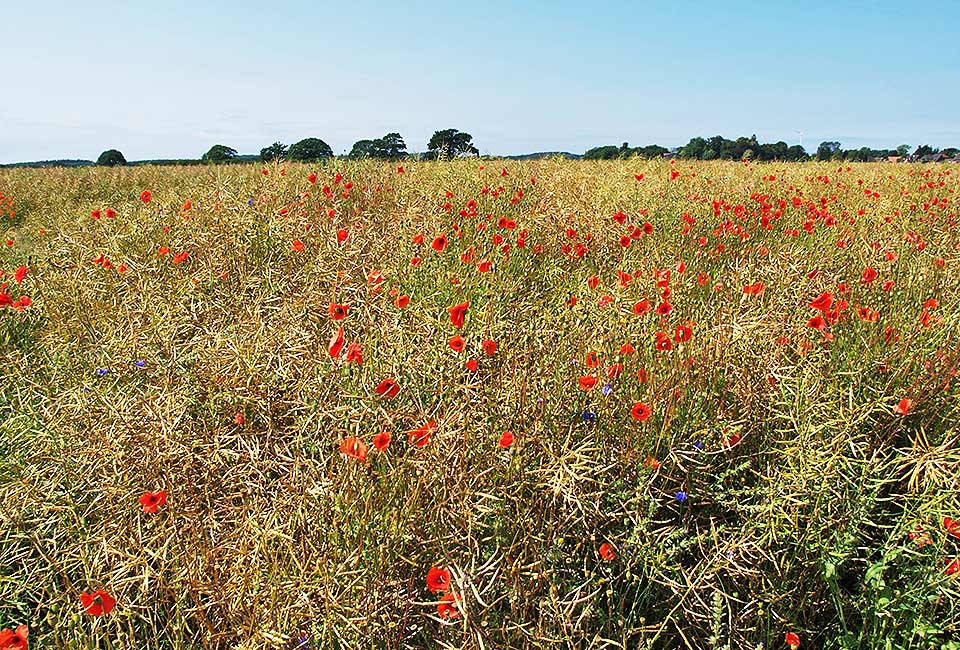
[96,149,127,166]
[201,144,239,164]
[260,142,287,162]
[349,133,408,159]
[584,142,670,160]
[287,138,334,161]
[426,129,478,160]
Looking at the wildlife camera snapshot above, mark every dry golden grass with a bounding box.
[0,158,959,648]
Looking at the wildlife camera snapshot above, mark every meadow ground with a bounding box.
[0,159,959,649]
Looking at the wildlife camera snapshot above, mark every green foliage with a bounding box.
[201,144,239,164]
[349,134,406,159]
[426,129,478,159]
[96,149,127,166]
[260,141,287,162]
[287,138,334,161]
[817,141,842,160]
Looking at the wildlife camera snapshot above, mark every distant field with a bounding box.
[0,159,958,649]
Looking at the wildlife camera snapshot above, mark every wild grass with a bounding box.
[0,159,958,649]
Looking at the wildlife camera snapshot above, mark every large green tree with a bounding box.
[96,149,127,166]
[287,138,334,161]
[816,141,841,161]
[349,139,378,158]
[202,144,239,164]
[350,133,408,159]
[260,142,287,162]
[377,132,407,158]
[427,129,478,160]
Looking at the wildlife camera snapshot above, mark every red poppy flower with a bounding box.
[329,303,349,320]
[861,267,878,283]
[655,302,673,317]
[432,234,448,252]
[138,490,167,513]
[426,566,451,593]
[372,431,392,451]
[743,281,765,296]
[394,295,410,308]
[620,343,635,355]
[234,412,245,425]
[106,208,116,219]
[893,398,913,415]
[633,300,652,315]
[308,172,317,184]
[809,292,834,311]
[944,517,960,538]
[437,591,462,619]
[328,327,345,358]
[14,266,27,284]
[80,590,116,616]
[409,421,436,447]
[599,542,617,561]
[785,632,800,649]
[172,252,189,265]
[947,558,960,576]
[481,339,497,356]
[448,301,469,329]
[585,352,600,368]
[808,315,826,331]
[674,325,692,342]
[499,431,515,448]
[91,209,102,220]
[448,335,466,353]
[345,342,363,364]
[0,624,28,650]
[140,190,152,203]
[339,437,368,462]
[291,240,305,252]
[578,375,597,392]
[336,229,348,244]
[370,377,401,401]
[631,402,652,421]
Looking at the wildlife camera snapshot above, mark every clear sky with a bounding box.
[2,0,958,163]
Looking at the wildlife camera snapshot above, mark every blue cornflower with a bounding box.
[675,491,689,502]
[134,359,146,367]
[247,199,254,206]
[95,368,109,376]
[693,441,705,450]
[80,387,91,393]
[582,410,598,423]
[601,383,613,396]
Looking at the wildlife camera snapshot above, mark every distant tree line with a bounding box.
[586,137,959,163]
[584,142,671,160]
[11,130,957,169]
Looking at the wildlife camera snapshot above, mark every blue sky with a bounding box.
[2,0,958,163]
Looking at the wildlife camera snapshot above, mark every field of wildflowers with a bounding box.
[0,159,959,649]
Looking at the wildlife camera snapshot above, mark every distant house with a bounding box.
[920,153,947,163]
[887,155,902,163]
[949,155,960,163]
